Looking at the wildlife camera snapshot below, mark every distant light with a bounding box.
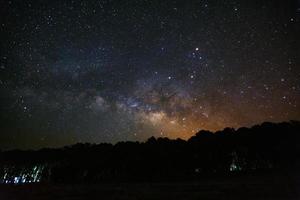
[14,177,20,184]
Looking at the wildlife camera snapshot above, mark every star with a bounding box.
[0,0,298,149]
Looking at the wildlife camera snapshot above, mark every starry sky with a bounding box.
[0,0,299,150]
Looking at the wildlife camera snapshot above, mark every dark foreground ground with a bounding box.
[0,172,299,200]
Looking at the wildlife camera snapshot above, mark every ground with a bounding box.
[0,173,299,200]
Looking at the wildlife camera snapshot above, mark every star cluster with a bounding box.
[0,0,299,149]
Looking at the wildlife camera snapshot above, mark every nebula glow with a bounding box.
[0,0,299,149]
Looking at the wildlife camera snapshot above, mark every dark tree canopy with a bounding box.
[0,121,299,184]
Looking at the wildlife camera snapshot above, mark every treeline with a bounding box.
[0,121,299,183]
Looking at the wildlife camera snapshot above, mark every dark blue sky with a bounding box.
[0,0,299,149]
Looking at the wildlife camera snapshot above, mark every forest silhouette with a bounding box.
[0,121,299,183]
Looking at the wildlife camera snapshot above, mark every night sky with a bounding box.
[0,0,299,150]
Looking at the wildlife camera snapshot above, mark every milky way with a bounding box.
[0,0,299,149]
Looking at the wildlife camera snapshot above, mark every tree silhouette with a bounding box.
[0,121,299,183]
